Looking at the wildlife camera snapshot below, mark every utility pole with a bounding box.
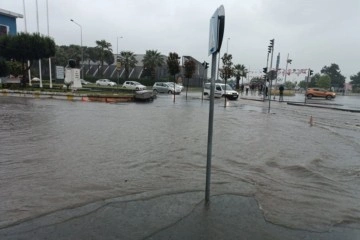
[263,45,271,101]
[36,0,42,88]
[304,69,313,104]
[268,39,274,113]
[273,53,280,100]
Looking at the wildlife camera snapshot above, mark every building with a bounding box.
[0,8,23,36]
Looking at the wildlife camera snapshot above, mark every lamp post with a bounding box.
[36,0,42,88]
[70,19,83,79]
[23,0,32,86]
[46,0,52,88]
[268,39,275,113]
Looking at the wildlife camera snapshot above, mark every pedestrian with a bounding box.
[245,85,249,95]
[265,80,269,98]
[279,85,284,102]
[240,84,244,95]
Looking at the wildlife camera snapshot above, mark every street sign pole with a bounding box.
[205,52,217,204]
[205,5,225,204]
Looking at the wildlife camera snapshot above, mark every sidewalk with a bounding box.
[1,192,359,240]
[240,94,360,113]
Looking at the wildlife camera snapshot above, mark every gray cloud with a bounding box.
[2,0,359,79]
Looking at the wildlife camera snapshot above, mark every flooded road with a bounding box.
[1,93,360,232]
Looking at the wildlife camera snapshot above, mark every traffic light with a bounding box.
[268,46,272,53]
[202,61,209,69]
[309,69,313,76]
[270,39,274,47]
[263,67,268,73]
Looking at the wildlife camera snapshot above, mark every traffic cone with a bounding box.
[309,116,313,126]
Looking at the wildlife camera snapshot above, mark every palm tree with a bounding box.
[167,52,180,102]
[233,64,242,89]
[239,64,247,85]
[142,50,164,79]
[119,51,138,80]
[95,40,112,76]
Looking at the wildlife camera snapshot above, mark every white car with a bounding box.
[96,79,117,86]
[81,79,91,85]
[203,83,239,100]
[153,82,181,94]
[122,81,146,90]
[166,82,184,91]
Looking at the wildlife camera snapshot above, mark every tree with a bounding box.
[350,72,360,92]
[219,53,234,83]
[104,50,114,66]
[321,63,346,90]
[166,52,180,102]
[219,53,234,107]
[0,32,55,85]
[250,77,263,86]
[233,64,241,89]
[0,60,9,77]
[309,73,320,88]
[142,50,164,79]
[284,81,295,90]
[233,64,246,89]
[316,75,331,89]
[298,80,306,89]
[184,59,196,99]
[95,40,112,76]
[119,51,138,80]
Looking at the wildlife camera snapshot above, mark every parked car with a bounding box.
[81,79,91,85]
[122,81,146,90]
[166,82,184,91]
[306,88,336,100]
[153,82,181,94]
[203,83,239,100]
[95,79,117,86]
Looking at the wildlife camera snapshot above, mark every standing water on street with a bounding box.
[0,94,360,232]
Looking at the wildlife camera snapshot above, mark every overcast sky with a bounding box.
[2,0,360,81]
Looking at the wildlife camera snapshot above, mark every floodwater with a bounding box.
[1,92,360,232]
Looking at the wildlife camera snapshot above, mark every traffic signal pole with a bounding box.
[268,39,274,113]
[263,51,270,101]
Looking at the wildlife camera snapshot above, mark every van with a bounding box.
[203,83,239,100]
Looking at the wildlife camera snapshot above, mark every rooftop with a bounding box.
[0,8,23,18]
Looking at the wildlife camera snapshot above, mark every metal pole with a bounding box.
[305,69,309,104]
[268,40,274,113]
[283,53,291,102]
[23,0,32,86]
[284,53,289,87]
[263,51,270,101]
[217,50,220,81]
[205,52,217,204]
[36,0,42,88]
[273,53,280,100]
[46,0,52,88]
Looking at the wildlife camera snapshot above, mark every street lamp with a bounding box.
[70,19,83,79]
